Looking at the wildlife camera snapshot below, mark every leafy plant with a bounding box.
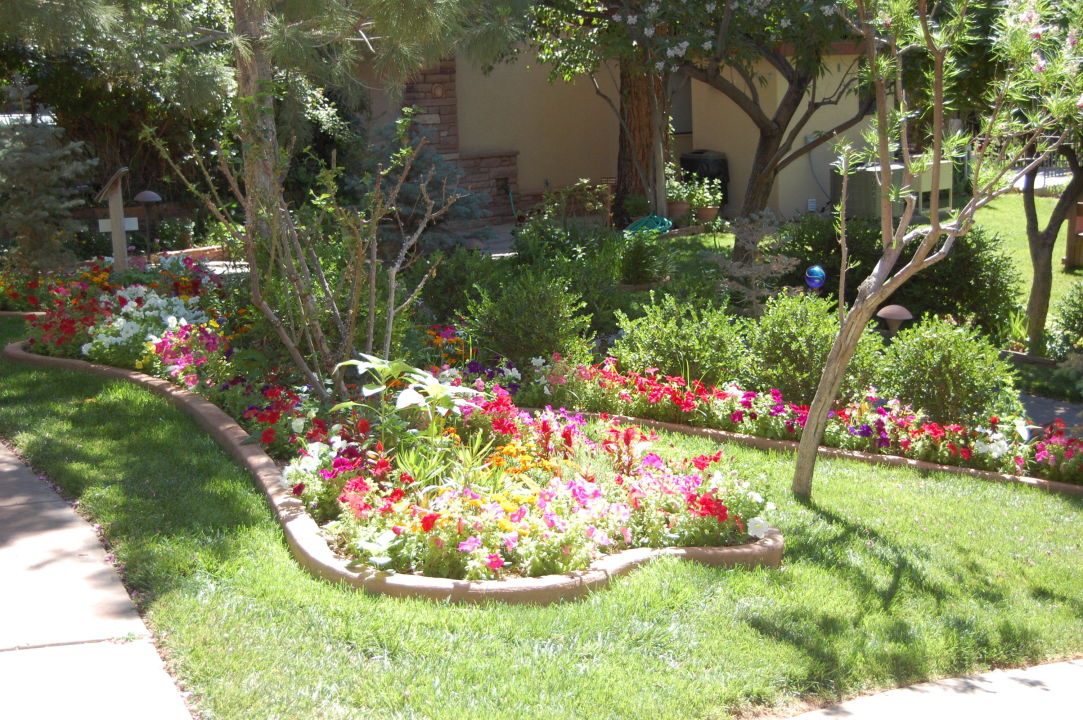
[779,215,1022,342]
[463,269,593,369]
[610,293,745,385]
[876,316,1023,425]
[742,292,881,403]
[619,231,672,285]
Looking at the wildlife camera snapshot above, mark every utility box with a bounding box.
[1065,192,1083,270]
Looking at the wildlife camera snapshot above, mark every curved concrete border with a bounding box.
[572,412,1083,498]
[1,339,783,605]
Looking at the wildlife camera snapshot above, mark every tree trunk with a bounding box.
[645,69,668,216]
[1025,230,1056,352]
[614,59,653,227]
[731,131,781,263]
[232,0,282,239]
[739,129,783,215]
[1023,150,1083,352]
[791,299,877,499]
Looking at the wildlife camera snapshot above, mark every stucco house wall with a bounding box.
[383,49,867,222]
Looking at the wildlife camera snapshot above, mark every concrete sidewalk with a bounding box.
[784,659,1083,719]
[0,442,192,720]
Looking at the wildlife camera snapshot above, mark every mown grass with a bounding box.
[973,191,1082,312]
[2,315,1082,720]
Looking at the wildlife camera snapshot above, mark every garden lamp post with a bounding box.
[134,189,162,261]
[876,304,913,337]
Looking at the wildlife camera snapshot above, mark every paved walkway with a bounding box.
[785,658,1083,719]
[1021,391,1083,431]
[0,442,192,720]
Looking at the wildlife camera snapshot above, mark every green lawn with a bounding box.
[973,191,1082,312]
[2,315,1082,720]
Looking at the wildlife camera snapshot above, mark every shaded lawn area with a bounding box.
[1,316,1082,720]
[973,191,1082,312]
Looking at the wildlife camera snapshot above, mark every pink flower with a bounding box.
[458,536,483,553]
[486,553,505,570]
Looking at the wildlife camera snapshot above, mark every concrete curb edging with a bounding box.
[581,412,1083,498]
[1,340,783,605]
[0,311,44,319]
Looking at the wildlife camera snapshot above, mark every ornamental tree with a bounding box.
[533,0,873,221]
[791,0,1083,499]
[1015,4,1083,351]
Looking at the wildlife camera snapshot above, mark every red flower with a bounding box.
[291,482,306,496]
[420,513,440,532]
[356,418,371,435]
[260,428,276,444]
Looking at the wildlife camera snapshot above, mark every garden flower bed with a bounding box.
[4,258,785,598]
[9,254,1083,599]
[520,355,1083,485]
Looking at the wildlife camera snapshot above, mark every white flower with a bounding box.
[747,491,763,504]
[765,501,776,512]
[291,417,305,434]
[644,26,655,37]
[530,356,547,368]
[81,342,92,356]
[626,14,637,25]
[748,517,770,539]
[503,367,522,381]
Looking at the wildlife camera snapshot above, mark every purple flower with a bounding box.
[458,536,483,553]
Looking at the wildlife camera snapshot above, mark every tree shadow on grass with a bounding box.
[743,498,1047,696]
[0,360,272,596]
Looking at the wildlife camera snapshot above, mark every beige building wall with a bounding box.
[456,56,619,196]
[691,54,868,218]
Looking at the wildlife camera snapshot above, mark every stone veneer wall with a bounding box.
[403,58,523,224]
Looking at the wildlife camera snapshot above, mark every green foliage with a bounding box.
[415,246,507,324]
[877,317,1023,425]
[779,215,1022,341]
[742,293,882,403]
[619,231,672,285]
[463,269,593,368]
[610,293,745,386]
[1053,279,1083,350]
[0,117,96,268]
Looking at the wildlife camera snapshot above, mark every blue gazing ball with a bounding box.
[805,264,827,289]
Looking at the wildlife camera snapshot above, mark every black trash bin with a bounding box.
[679,149,729,205]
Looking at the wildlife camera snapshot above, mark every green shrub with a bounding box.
[416,247,506,324]
[619,231,674,285]
[610,293,745,385]
[463,269,593,368]
[877,316,1022,424]
[742,293,882,403]
[1053,279,1083,351]
[779,215,1022,341]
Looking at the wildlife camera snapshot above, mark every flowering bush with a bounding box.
[81,286,209,368]
[156,255,222,300]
